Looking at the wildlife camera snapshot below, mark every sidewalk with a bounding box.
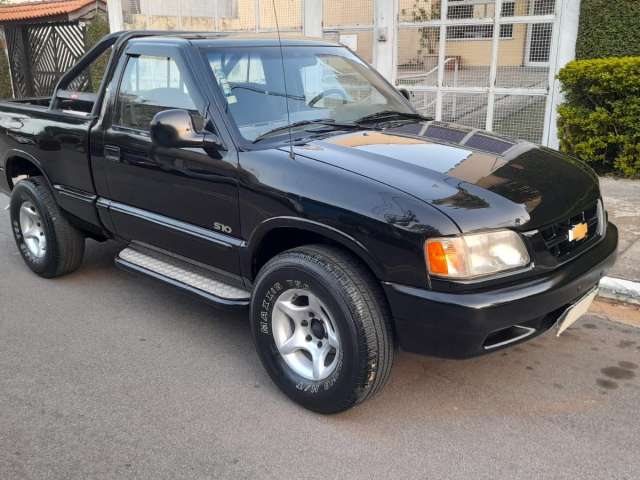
[599,177,640,303]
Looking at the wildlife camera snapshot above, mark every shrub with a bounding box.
[557,56,640,177]
[0,49,11,99]
[577,0,640,59]
[84,13,110,91]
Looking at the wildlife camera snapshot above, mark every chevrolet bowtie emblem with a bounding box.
[568,222,588,242]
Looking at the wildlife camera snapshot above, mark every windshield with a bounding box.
[204,46,413,142]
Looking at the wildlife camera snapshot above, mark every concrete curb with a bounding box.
[598,276,640,306]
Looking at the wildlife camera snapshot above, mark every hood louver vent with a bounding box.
[465,134,515,155]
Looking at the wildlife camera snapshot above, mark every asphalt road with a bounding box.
[1,193,639,480]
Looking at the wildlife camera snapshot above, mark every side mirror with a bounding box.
[150,109,222,149]
[398,88,411,101]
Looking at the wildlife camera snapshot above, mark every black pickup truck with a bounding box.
[0,31,617,413]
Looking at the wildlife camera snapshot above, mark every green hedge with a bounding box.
[557,57,640,177]
[577,0,640,59]
[84,14,110,92]
[0,49,11,99]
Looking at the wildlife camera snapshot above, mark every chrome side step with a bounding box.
[116,246,250,306]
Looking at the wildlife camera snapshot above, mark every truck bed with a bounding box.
[1,97,52,107]
[0,97,98,226]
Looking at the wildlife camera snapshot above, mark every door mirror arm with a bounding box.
[204,131,225,151]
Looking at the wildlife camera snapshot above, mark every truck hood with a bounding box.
[292,122,600,232]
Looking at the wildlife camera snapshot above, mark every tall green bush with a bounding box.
[557,57,640,177]
[577,0,640,59]
[0,48,11,99]
[84,13,110,92]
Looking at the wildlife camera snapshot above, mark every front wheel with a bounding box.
[251,245,394,414]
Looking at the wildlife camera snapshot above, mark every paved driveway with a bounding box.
[1,193,639,480]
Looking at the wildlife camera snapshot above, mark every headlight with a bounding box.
[425,230,530,280]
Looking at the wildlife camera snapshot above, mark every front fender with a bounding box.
[238,148,460,288]
[244,216,384,280]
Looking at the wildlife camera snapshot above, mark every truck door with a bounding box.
[94,43,242,277]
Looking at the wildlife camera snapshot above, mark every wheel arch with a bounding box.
[245,217,385,283]
[3,150,53,191]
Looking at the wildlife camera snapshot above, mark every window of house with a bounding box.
[448,4,474,19]
[114,55,203,132]
[446,1,515,40]
[532,0,555,15]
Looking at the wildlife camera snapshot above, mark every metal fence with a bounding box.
[110,0,569,145]
[396,0,559,143]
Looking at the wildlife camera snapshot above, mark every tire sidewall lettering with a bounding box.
[254,273,350,396]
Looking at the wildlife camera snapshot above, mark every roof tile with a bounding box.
[0,0,97,23]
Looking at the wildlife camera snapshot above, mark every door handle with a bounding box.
[104,145,121,163]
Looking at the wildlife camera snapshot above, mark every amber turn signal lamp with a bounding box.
[426,241,448,276]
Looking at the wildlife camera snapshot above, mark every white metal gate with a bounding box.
[396,0,561,144]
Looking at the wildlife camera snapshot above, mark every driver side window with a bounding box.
[114,55,204,132]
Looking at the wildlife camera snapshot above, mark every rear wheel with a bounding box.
[251,245,394,414]
[10,177,85,278]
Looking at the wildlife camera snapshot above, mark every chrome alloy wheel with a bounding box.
[272,289,341,381]
[19,201,47,258]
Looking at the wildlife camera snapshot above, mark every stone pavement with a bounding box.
[600,177,640,283]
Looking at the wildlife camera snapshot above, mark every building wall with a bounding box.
[397,0,535,69]
[397,24,529,68]
[323,0,373,27]
[124,0,303,31]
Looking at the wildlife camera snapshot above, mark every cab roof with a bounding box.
[121,31,342,48]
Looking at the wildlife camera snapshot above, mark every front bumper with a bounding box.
[383,223,618,359]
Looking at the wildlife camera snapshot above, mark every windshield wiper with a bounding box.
[231,85,306,102]
[354,110,430,126]
[252,119,359,143]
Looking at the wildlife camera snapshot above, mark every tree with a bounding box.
[84,13,111,91]
[401,0,442,61]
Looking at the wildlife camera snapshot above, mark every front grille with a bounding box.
[540,202,602,261]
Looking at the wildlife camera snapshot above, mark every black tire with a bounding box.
[10,176,85,278]
[251,244,394,414]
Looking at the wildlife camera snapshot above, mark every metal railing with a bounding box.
[397,56,460,86]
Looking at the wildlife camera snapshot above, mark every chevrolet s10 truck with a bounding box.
[0,32,617,413]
